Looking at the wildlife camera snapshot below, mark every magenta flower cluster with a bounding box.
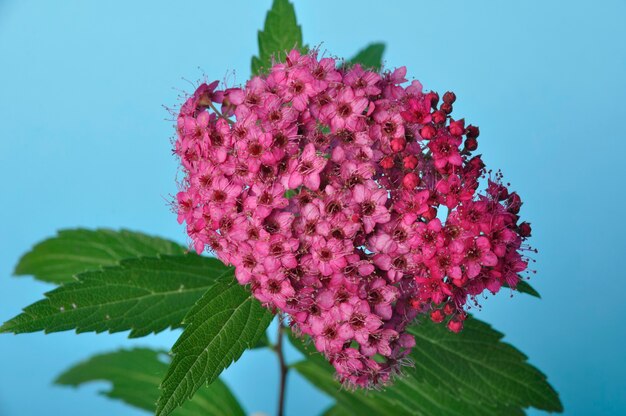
[174,50,533,387]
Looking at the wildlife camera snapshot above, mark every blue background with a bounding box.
[1,1,625,415]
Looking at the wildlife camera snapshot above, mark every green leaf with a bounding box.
[512,279,541,298]
[56,348,244,416]
[348,43,386,70]
[14,228,186,284]
[292,317,562,415]
[156,275,274,416]
[407,317,561,411]
[321,406,352,416]
[252,331,271,349]
[1,255,228,338]
[251,0,303,75]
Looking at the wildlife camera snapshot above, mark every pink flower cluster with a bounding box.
[174,50,533,387]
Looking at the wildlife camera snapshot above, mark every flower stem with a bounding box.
[275,316,288,416]
[208,101,234,125]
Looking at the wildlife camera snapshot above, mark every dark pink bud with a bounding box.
[507,192,522,214]
[430,309,445,323]
[519,222,532,237]
[447,319,463,333]
[402,172,420,189]
[391,137,407,152]
[443,91,456,104]
[432,110,447,124]
[443,302,455,315]
[464,137,478,151]
[380,156,394,169]
[403,155,418,169]
[466,124,480,139]
[420,125,436,140]
[449,119,465,136]
[440,102,453,114]
[467,155,485,171]
[426,92,439,109]
[452,276,467,287]
[423,207,437,221]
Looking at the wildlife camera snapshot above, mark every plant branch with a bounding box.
[208,101,234,125]
[274,315,288,416]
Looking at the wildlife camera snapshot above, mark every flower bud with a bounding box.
[403,155,418,169]
[390,137,407,152]
[420,125,437,139]
[432,110,447,124]
[426,91,439,109]
[467,155,485,171]
[464,137,478,151]
[466,124,480,139]
[507,192,522,214]
[422,206,437,220]
[447,319,463,333]
[380,156,395,169]
[443,91,456,104]
[519,222,532,237]
[402,172,420,189]
[430,309,445,323]
[449,118,465,136]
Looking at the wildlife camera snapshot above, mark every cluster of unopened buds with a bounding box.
[174,49,534,387]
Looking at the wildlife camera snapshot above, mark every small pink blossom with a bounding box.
[285,143,327,190]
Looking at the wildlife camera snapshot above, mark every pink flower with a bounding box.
[429,134,463,170]
[320,87,369,132]
[310,57,342,90]
[285,143,327,190]
[284,67,317,111]
[460,236,498,279]
[245,182,288,219]
[394,189,430,224]
[352,184,391,233]
[180,81,223,116]
[360,329,398,357]
[176,191,197,224]
[367,279,399,320]
[339,301,382,344]
[415,219,445,259]
[344,64,381,96]
[310,237,351,276]
[436,174,473,209]
[400,95,432,124]
[256,234,299,272]
[310,308,349,354]
[256,273,295,309]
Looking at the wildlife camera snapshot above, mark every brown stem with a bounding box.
[274,316,288,416]
[208,101,234,125]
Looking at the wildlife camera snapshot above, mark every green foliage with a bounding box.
[407,317,561,411]
[156,275,274,416]
[292,317,562,415]
[348,43,386,70]
[251,0,303,75]
[14,228,186,284]
[513,279,541,298]
[322,406,352,416]
[56,348,244,416]
[1,255,229,338]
